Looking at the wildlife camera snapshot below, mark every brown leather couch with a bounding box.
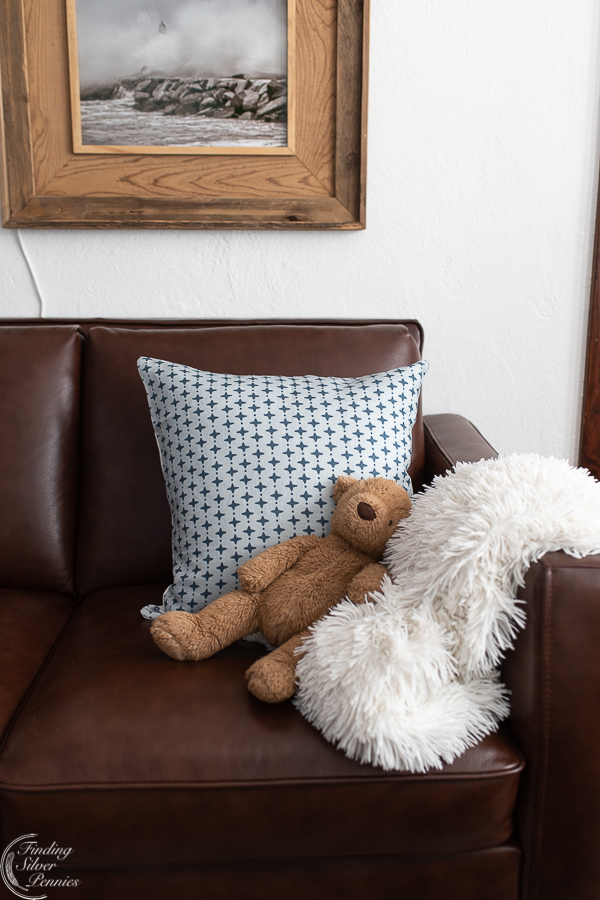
[0,319,597,900]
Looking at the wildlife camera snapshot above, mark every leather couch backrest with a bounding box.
[0,326,81,594]
[75,322,424,596]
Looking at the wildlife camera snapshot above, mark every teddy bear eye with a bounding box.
[389,520,392,526]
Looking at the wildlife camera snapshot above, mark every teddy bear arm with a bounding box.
[346,563,390,605]
[237,534,321,593]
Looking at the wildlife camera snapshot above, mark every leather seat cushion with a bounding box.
[0,590,75,740]
[0,586,523,867]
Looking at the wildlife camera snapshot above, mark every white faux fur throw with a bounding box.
[295,454,600,773]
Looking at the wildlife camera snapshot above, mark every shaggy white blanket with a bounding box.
[295,454,600,773]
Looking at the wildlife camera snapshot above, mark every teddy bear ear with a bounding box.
[333,476,357,504]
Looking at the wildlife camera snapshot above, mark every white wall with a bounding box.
[2,0,599,463]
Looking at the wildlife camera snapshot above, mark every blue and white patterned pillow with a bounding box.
[138,357,428,620]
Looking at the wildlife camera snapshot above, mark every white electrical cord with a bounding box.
[17,230,45,317]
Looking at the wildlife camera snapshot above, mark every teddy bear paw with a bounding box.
[150,612,217,661]
[237,558,270,593]
[245,655,297,703]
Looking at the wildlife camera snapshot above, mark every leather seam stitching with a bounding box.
[41,846,522,871]
[0,769,524,792]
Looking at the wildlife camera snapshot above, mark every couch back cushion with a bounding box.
[0,326,81,594]
[76,323,424,596]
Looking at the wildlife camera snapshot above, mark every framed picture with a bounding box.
[0,0,369,229]
[68,0,292,156]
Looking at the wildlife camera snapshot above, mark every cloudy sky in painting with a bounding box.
[75,0,287,89]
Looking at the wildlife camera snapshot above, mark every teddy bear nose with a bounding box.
[357,502,377,521]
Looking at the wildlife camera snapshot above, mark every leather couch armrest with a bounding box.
[502,551,600,900]
[423,414,497,483]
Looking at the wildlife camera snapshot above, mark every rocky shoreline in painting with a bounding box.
[82,75,287,123]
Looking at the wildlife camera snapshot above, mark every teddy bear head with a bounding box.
[330,476,411,558]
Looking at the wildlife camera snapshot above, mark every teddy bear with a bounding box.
[150,476,411,702]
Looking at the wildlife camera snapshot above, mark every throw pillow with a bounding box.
[137,357,428,620]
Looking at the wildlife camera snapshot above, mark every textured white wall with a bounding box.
[2,0,600,462]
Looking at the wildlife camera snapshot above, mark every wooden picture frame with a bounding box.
[0,0,369,229]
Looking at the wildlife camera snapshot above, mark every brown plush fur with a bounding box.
[151,477,411,702]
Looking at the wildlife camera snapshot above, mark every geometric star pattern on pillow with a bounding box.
[137,357,428,620]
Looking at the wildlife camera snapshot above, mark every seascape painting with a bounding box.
[71,0,288,150]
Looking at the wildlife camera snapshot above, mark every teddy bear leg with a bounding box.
[245,630,309,703]
[151,590,259,661]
